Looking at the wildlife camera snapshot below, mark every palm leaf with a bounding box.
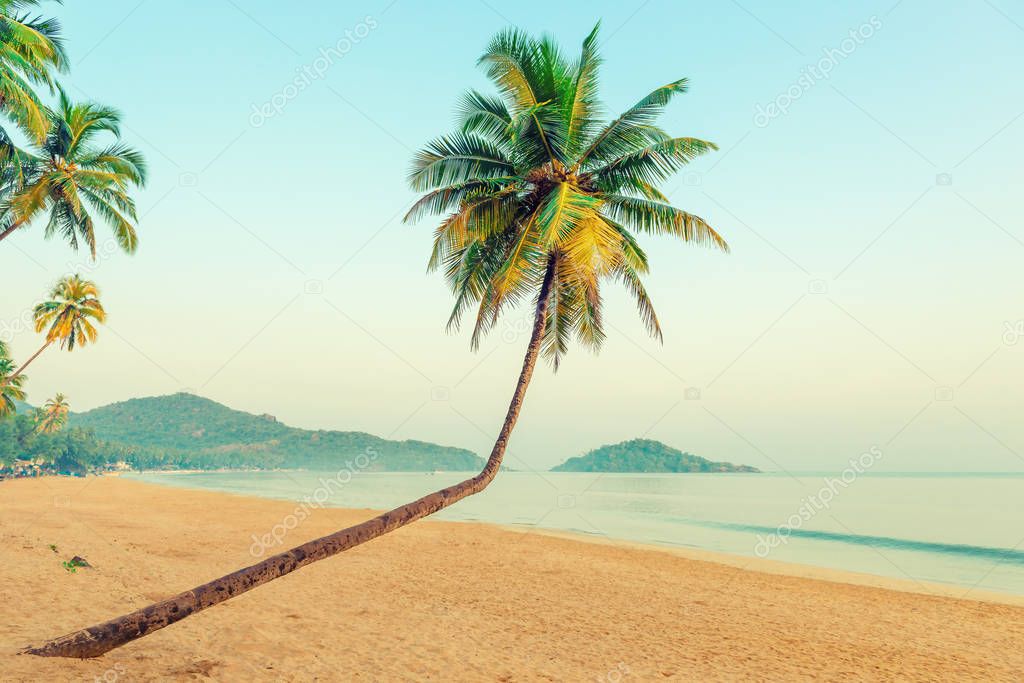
[575,78,690,167]
[408,133,515,191]
[603,194,728,251]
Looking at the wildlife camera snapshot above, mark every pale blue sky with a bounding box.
[3,0,1022,472]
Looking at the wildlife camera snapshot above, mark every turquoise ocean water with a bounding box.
[127,470,1024,596]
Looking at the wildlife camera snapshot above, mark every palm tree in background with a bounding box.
[0,91,147,253]
[0,355,26,417]
[1,274,105,388]
[25,23,728,658]
[34,391,68,433]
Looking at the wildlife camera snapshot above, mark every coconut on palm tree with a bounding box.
[24,24,727,658]
[0,91,147,253]
[1,274,105,389]
[34,391,68,433]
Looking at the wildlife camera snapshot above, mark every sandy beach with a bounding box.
[2,477,1023,681]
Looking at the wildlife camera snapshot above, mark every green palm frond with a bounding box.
[457,89,514,145]
[478,28,544,112]
[616,262,662,341]
[0,0,66,141]
[535,182,600,245]
[575,78,689,168]
[603,195,729,251]
[562,23,602,159]
[426,191,520,272]
[404,177,518,225]
[591,137,718,190]
[409,133,516,191]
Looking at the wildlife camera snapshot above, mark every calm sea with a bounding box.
[127,470,1024,596]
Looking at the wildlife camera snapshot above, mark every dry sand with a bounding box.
[2,476,1023,682]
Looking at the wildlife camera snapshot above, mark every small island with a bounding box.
[551,438,759,473]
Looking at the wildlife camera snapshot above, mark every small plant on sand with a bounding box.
[61,557,87,573]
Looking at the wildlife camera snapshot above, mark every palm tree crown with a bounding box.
[1,91,147,254]
[406,23,728,367]
[35,390,68,433]
[34,273,105,349]
[0,274,105,392]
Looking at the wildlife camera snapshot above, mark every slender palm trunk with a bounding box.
[23,257,558,659]
[0,218,26,244]
[0,340,50,388]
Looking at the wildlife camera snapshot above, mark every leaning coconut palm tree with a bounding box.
[0,91,147,253]
[34,391,68,433]
[24,23,727,658]
[1,274,105,388]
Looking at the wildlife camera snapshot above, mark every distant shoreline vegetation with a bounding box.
[551,438,759,473]
[69,393,485,472]
[0,393,483,476]
[3,396,757,477]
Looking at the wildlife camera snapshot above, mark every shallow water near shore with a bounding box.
[128,470,1024,595]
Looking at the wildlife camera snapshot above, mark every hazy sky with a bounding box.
[3,0,1022,473]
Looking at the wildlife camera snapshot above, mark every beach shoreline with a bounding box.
[491,522,1024,608]
[126,468,1024,604]
[2,476,1023,681]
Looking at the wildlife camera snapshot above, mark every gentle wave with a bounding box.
[687,519,1024,564]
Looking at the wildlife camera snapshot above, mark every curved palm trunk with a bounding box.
[23,258,557,659]
[0,340,50,388]
[0,218,26,244]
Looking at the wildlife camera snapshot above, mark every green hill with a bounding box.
[551,438,759,473]
[70,393,483,472]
